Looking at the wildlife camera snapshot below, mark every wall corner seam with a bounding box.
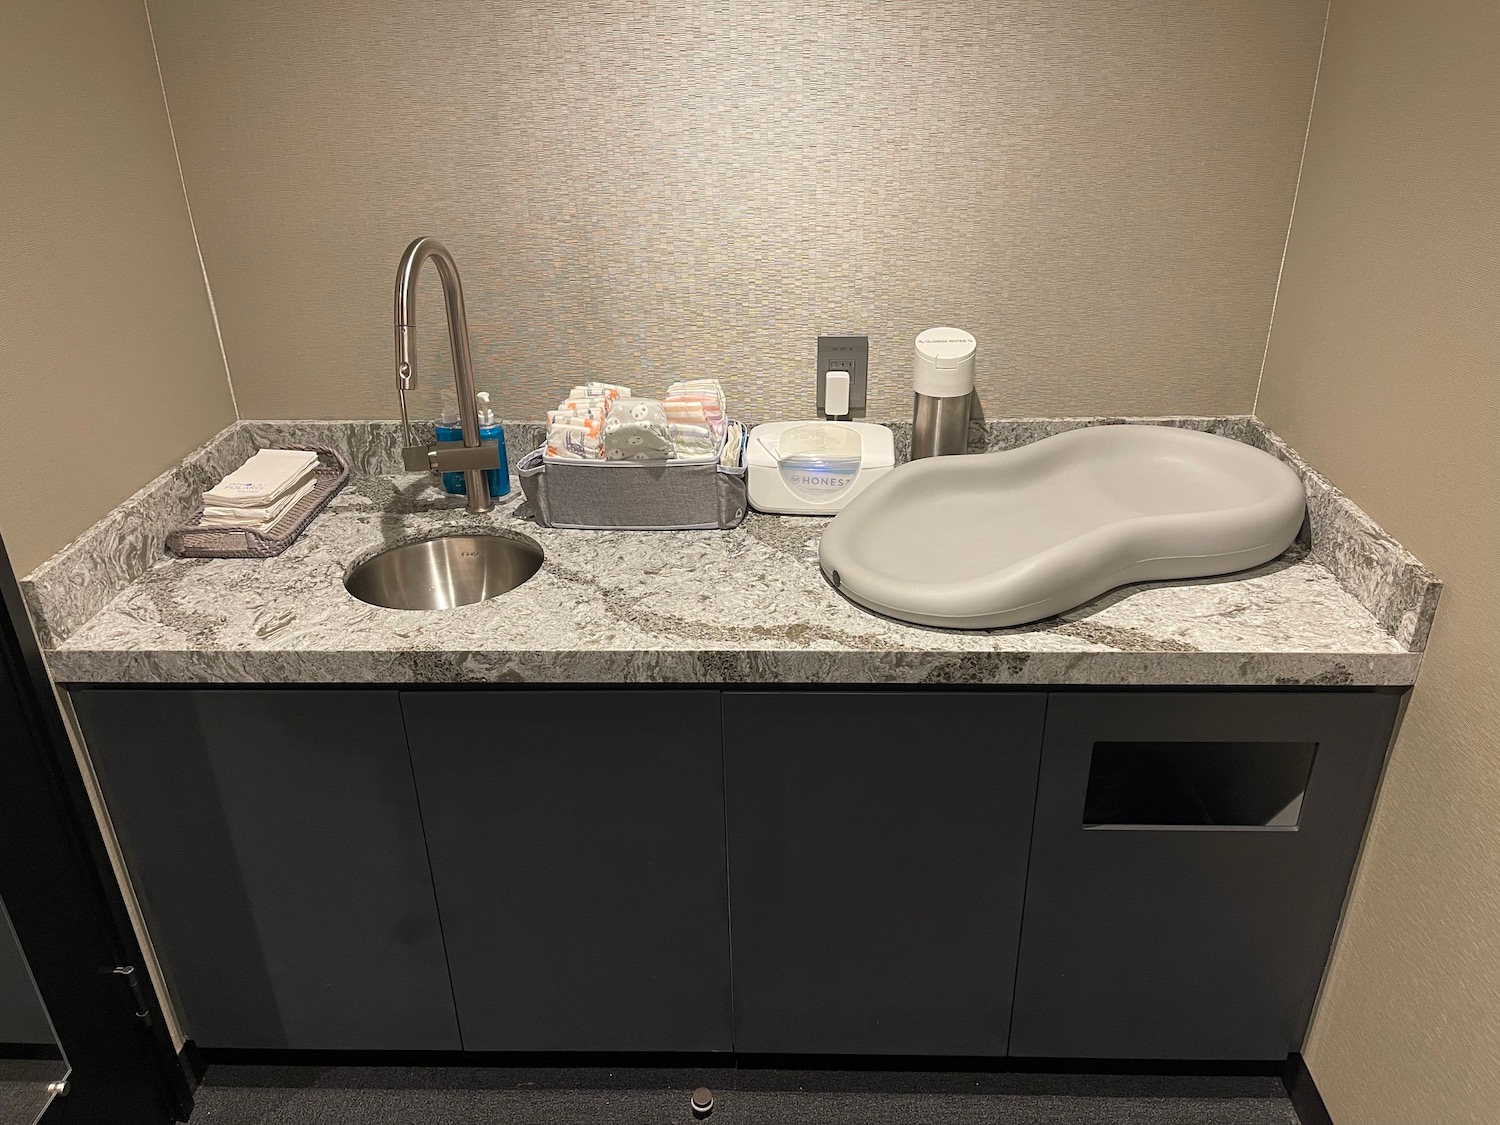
[1253,0,1332,420]
[142,0,240,421]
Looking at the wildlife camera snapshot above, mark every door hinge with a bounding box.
[114,964,153,1026]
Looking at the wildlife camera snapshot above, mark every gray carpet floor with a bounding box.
[190,1066,1300,1124]
[0,1059,66,1125]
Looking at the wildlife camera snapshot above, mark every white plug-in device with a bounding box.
[823,370,851,419]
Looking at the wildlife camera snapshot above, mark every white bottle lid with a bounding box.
[913,327,977,398]
[476,391,496,427]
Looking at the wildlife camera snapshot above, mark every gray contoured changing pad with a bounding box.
[819,425,1306,629]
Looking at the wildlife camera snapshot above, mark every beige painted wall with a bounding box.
[1256,1,1499,1121]
[0,0,236,576]
[147,0,1326,423]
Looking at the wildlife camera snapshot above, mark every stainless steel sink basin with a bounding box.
[345,533,543,610]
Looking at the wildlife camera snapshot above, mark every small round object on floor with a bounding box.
[690,1086,714,1118]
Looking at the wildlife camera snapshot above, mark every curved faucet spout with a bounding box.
[392,237,495,513]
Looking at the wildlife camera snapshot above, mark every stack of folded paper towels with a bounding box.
[199,449,319,530]
[545,380,727,462]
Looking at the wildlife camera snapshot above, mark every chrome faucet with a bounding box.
[394,237,500,514]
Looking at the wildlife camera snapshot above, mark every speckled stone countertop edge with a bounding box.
[43,648,1422,688]
[22,415,1440,673]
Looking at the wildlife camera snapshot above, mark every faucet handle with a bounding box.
[402,442,501,474]
[402,445,436,473]
[431,440,501,472]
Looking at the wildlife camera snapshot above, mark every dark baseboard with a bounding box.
[178,1039,206,1089]
[1284,1053,1335,1125]
[197,1046,1285,1077]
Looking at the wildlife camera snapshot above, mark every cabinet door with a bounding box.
[723,691,1046,1055]
[72,689,460,1050]
[0,902,51,1045]
[1010,691,1401,1060]
[402,690,732,1052]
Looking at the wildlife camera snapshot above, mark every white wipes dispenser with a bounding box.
[746,422,895,515]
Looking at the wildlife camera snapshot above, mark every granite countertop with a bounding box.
[25,418,1439,687]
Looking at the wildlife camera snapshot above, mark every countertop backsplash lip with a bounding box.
[1237,419,1441,653]
[20,421,258,649]
[21,415,1440,686]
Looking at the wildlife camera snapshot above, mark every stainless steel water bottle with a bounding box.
[911,327,976,458]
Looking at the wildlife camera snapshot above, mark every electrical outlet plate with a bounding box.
[816,335,869,416]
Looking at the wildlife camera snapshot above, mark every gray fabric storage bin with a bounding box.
[517,447,747,530]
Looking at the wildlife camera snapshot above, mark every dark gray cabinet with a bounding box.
[0,902,52,1045]
[1009,691,1400,1060]
[401,690,733,1052]
[70,684,1402,1061]
[723,692,1047,1055]
[72,689,460,1050]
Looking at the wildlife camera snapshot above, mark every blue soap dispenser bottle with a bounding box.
[476,392,510,499]
[436,394,510,499]
[433,409,465,496]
